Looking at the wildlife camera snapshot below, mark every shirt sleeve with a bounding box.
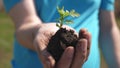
[100,0,115,11]
[3,0,21,13]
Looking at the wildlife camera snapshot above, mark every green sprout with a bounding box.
[56,6,80,28]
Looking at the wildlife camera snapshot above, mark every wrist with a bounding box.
[15,21,42,51]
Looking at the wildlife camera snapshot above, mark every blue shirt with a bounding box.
[3,0,114,68]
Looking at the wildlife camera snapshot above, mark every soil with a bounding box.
[47,28,78,62]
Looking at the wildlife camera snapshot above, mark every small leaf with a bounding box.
[58,19,62,23]
[70,9,75,13]
[56,6,80,28]
[63,10,70,17]
[70,9,80,17]
[56,23,60,28]
[57,6,65,15]
[65,20,73,24]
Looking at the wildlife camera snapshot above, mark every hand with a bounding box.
[17,22,74,68]
[34,27,91,68]
[16,22,91,68]
[33,23,80,68]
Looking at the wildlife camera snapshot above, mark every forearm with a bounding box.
[99,10,120,68]
[8,0,42,29]
[99,26,120,67]
[8,0,42,51]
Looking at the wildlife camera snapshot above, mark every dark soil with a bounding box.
[47,28,78,62]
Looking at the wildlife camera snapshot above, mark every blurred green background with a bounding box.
[0,12,14,68]
[0,0,120,68]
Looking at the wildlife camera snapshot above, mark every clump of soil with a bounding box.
[47,28,78,62]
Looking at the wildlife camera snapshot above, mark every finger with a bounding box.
[41,49,56,68]
[81,31,91,60]
[56,46,74,68]
[79,28,91,60]
[79,28,88,39]
[34,37,55,68]
[82,31,91,49]
[71,39,87,68]
[35,45,55,68]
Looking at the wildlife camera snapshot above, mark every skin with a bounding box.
[99,10,120,68]
[8,0,91,68]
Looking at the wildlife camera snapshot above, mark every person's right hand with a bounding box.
[33,23,75,68]
[33,24,91,68]
[16,22,91,68]
[15,22,73,68]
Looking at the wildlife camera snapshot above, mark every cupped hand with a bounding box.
[34,25,91,68]
[33,23,77,68]
[15,22,91,68]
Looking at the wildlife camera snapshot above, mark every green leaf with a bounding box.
[56,6,80,28]
[63,10,70,17]
[57,6,65,15]
[56,23,60,28]
[70,9,80,17]
[70,9,75,13]
[65,20,73,24]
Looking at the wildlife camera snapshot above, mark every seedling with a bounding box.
[56,6,80,28]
